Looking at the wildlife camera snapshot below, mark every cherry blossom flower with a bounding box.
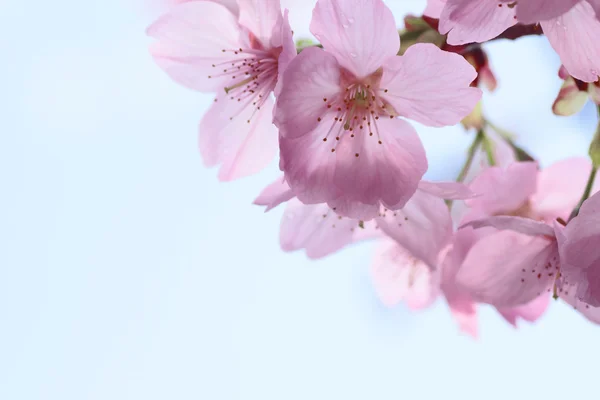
[452,159,591,305]
[372,192,549,336]
[274,0,481,220]
[428,0,600,82]
[147,0,295,180]
[371,190,481,336]
[455,220,558,308]
[461,215,600,324]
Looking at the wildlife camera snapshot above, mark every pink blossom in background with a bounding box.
[371,191,549,336]
[371,190,481,337]
[274,0,481,220]
[147,0,295,180]
[462,216,600,324]
[430,0,600,82]
[452,159,592,309]
[454,221,557,309]
[556,192,600,308]
[449,128,516,225]
[370,238,442,311]
[442,227,549,335]
[255,179,546,337]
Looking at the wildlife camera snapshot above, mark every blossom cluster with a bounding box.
[148,0,600,336]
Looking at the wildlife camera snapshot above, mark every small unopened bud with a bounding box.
[461,101,484,130]
[552,77,589,116]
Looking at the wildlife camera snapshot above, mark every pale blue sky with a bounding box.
[1,1,599,399]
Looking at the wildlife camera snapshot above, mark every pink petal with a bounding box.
[370,239,441,309]
[381,43,481,127]
[455,230,559,308]
[557,192,600,307]
[418,180,477,200]
[326,198,381,221]
[199,94,278,181]
[541,3,600,83]
[439,227,479,337]
[273,10,297,97]
[376,190,453,268]
[238,0,282,48]
[275,48,342,203]
[552,76,591,116]
[439,0,517,45]
[254,177,295,211]
[496,294,550,327]
[510,0,580,23]
[442,227,480,281]
[279,131,339,206]
[444,289,478,338]
[274,47,342,140]
[461,215,555,237]
[465,161,538,216]
[310,0,399,78]
[279,199,379,259]
[279,95,428,219]
[559,280,600,325]
[147,1,243,92]
[424,0,447,18]
[328,117,427,217]
[530,157,592,222]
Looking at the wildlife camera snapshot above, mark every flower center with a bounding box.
[208,46,279,123]
[317,78,397,156]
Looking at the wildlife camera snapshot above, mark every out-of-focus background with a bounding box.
[1,0,599,399]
